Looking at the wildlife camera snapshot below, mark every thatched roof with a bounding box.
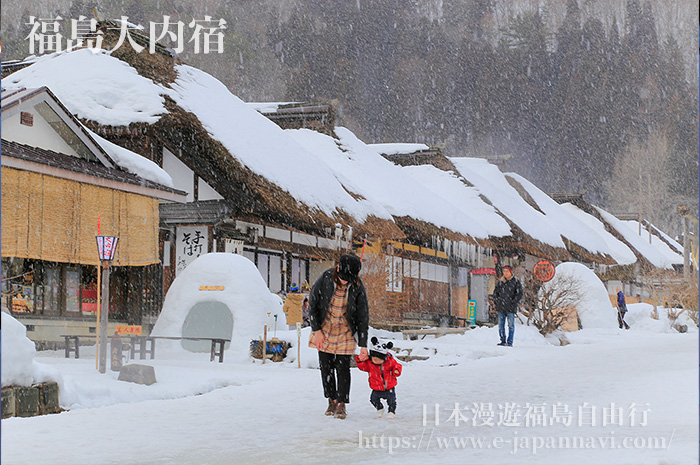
[5,24,679,270]
[549,194,664,270]
[72,25,404,240]
[504,176,617,265]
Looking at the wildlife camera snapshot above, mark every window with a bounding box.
[43,264,61,315]
[64,267,81,313]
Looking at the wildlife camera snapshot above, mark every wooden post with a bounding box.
[262,325,267,365]
[98,264,110,374]
[95,263,101,370]
[96,216,101,370]
[683,217,690,280]
[296,322,301,369]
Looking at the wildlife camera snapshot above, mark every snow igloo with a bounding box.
[543,262,617,329]
[151,253,280,355]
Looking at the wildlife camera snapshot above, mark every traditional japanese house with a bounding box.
[549,192,684,302]
[371,144,681,325]
[0,27,407,325]
[0,87,186,344]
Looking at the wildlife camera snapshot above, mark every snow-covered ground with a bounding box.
[2,310,697,465]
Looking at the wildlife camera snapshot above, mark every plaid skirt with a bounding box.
[309,285,357,355]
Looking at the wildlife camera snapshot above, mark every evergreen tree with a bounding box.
[496,11,554,184]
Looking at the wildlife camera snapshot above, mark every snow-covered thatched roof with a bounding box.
[1,30,683,269]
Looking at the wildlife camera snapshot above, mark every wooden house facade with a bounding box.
[1,87,186,344]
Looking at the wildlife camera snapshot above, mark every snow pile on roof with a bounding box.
[3,48,684,264]
[1,312,62,387]
[622,219,685,261]
[596,207,683,269]
[642,222,684,254]
[165,65,387,221]
[87,128,174,187]
[450,158,566,248]
[559,203,637,265]
[336,128,505,236]
[1,48,166,126]
[151,253,281,358]
[543,262,617,329]
[505,173,618,257]
[399,164,511,238]
[368,143,430,155]
[287,127,508,238]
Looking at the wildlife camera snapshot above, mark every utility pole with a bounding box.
[683,216,690,280]
[677,205,697,280]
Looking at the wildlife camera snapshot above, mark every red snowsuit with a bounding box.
[355,353,402,391]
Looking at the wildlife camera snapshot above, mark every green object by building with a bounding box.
[467,300,477,326]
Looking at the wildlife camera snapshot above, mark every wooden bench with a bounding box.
[126,336,156,360]
[60,335,97,359]
[61,335,230,363]
[138,336,231,363]
[402,328,468,340]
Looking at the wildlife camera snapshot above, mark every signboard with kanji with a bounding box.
[115,325,142,336]
[199,285,224,291]
[533,260,556,282]
[176,226,208,276]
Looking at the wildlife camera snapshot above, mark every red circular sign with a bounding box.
[533,260,556,282]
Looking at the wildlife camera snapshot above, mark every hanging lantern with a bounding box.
[96,236,119,261]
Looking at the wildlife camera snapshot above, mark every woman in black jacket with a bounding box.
[309,254,369,419]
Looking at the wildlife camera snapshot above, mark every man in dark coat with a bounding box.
[493,266,523,346]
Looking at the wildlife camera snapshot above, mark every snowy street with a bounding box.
[2,317,697,465]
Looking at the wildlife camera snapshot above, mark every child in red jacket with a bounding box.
[355,337,402,418]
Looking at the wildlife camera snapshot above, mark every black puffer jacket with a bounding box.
[309,269,369,347]
[493,276,523,314]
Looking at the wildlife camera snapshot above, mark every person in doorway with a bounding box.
[493,266,523,347]
[309,254,369,419]
[282,286,304,330]
[616,288,630,329]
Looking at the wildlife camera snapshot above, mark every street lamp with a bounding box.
[96,235,119,373]
[96,236,119,261]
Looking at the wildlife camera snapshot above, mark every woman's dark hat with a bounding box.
[338,254,362,281]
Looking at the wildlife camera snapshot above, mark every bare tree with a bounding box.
[640,267,700,327]
[521,271,584,336]
[359,252,409,328]
[606,131,690,237]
